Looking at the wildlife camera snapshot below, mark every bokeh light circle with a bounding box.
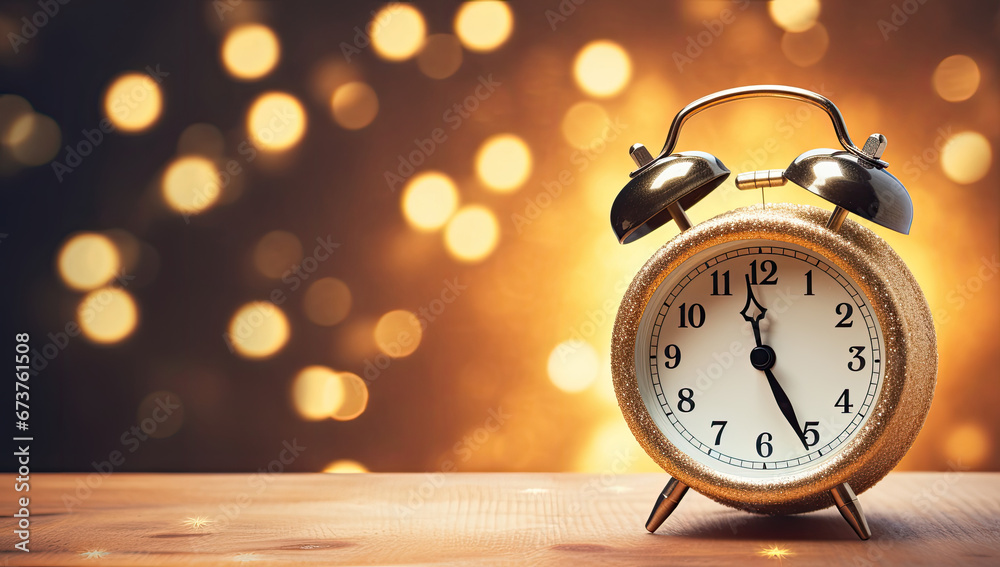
[373,309,423,358]
[292,366,344,421]
[303,277,352,326]
[547,340,600,393]
[573,41,632,98]
[444,205,499,263]
[177,123,225,157]
[221,24,281,80]
[227,301,290,359]
[933,55,981,102]
[246,92,307,152]
[941,131,992,185]
[417,34,464,79]
[103,72,163,133]
[323,459,369,473]
[371,4,426,61]
[253,230,303,279]
[561,102,611,149]
[944,423,989,468]
[58,233,121,291]
[331,372,369,421]
[402,172,459,231]
[161,156,221,214]
[3,112,60,166]
[475,134,532,192]
[454,1,513,52]
[768,0,820,32]
[780,23,829,67]
[137,391,184,439]
[331,82,379,130]
[77,287,139,344]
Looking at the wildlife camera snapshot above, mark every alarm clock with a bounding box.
[609,85,936,540]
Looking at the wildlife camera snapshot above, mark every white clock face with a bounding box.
[635,239,884,477]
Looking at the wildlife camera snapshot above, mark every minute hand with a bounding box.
[763,368,810,451]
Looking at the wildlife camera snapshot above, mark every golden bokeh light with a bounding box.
[443,205,499,263]
[561,101,611,149]
[177,123,224,157]
[370,3,426,62]
[402,171,459,232]
[941,131,992,185]
[331,81,379,130]
[3,112,60,166]
[768,0,820,32]
[475,134,532,192]
[417,34,464,79]
[221,24,281,80]
[57,233,121,291]
[227,301,290,359]
[292,365,343,421]
[933,55,981,102]
[137,391,184,439]
[573,40,632,98]
[103,72,163,133]
[547,340,599,393]
[323,459,369,473]
[0,94,32,137]
[373,309,423,358]
[246,92,307,152]
[944,423,990,468]
[253,230,302,279]
[303,277,352,326]
[77,288,139,344]
[454,1,513,52]
[161,156,221,215]
[331,372,368,421]
[780,23,829,67]
[574,419,661,473]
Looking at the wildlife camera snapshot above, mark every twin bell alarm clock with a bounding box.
[609,85,937,540]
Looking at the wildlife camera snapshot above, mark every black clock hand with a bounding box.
[764,368,810,451]
[741,274,810,451]
[739,274,766,347]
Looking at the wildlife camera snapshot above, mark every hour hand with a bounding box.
[740,274,767,345]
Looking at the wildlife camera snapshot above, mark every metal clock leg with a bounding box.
[831,482,872,540]
[645,477,689,532]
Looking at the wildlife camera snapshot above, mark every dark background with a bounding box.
[0,0,997,474]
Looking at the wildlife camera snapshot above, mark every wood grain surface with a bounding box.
[1,472,998,565]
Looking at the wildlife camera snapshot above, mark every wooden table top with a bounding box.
[1,472,997,565]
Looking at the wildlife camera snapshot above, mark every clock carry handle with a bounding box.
[629,85,887,179]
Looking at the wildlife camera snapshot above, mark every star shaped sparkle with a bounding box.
[182,516,213,530]
[79,550,109,559]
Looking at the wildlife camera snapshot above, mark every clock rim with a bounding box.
[611,203,937,514]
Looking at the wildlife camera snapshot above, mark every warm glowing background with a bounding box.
[0,1,996,475]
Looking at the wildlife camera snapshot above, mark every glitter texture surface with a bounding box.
[611,204,937,514]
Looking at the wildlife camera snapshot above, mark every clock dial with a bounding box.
[635,240,884,477]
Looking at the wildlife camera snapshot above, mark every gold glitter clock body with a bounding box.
[612,203,937,514]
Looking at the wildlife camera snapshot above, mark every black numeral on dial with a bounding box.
[835,389,854,413]
[711,270,731,295]
[749,259,778,285]
[677,303,705,328]
[848,346,866,371]
[756,432,773,458]
[663,344,681,369]
[805,270,814,295]
[803,421,820,447]
[677,388,695,413]
[711,420,727,445]
[836,302,854,327]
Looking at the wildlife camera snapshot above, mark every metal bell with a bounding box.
[783,146,913,235]
[610,149,730,244]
